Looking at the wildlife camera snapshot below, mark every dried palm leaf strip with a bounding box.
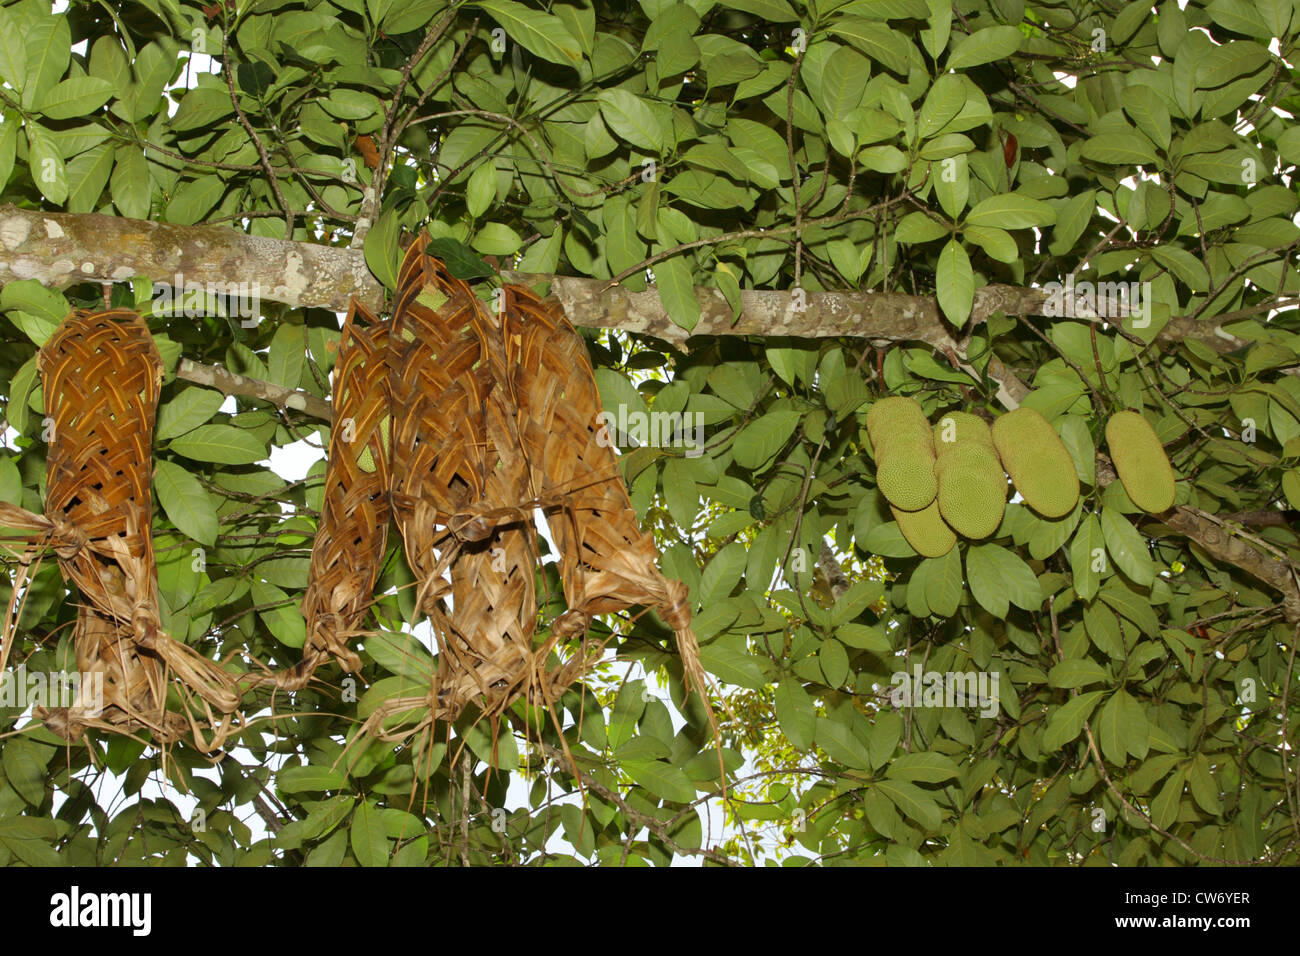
[32,309,237,741]
[501,285,709,702]
[387,236,539,720]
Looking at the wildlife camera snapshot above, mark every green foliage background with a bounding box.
[0,0,1299,865]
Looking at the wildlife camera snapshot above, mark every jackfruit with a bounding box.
[991,407,1080,518]
[356,414,391,474]
[933,415,1007,539]
[866,397,937,511]
[933,410,994,450]
[892,501,956,557]
[1105,410,1175,513]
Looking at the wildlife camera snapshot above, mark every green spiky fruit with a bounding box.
[934,427,1007,540]
[866,397,937,511]
[991,408,1080,518]
[1105,410,1175,513]
[933,410,994,450]
[892,501,956,557]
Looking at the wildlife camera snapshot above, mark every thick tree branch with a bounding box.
[0,207,1274,361]
[0,205,377,311]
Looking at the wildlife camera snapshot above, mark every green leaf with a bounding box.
[350,801,390,867]
[268,324,305,389]
[25,123,67,205]
[774,680,815,750]
[965,194,1056,229]
[157,388,226,441]
[5,357,38,435]
[966,544,1043,617]
[2,739,49,806]
[946,25,1022,70]
[1048,658,1109,689]
[171,85,238,130]
[886,752,960,784]
[165,176,226,225]
[699,542,747,606]
[1149,245,1210,292]
[278,765,348,793]
[723,0,800,22]
[895,211,950,244]
[1195,40,1270,89]
[1050,189,1097,255]
[936,239,973,326]
[476,0,584,65]
[1100,506,1155,586]
[471,222,523,256]
[1,280,69,326]
[1080,131,1158,166]
[65,142,114,214]
[129,41,180,123]
[699,644,766,689]
[1118,690,1149,760]
[1151,768,1185,829]
[829,18,911,75]
[364,209,402,289]
[624,760,697,803]
[465,161,496,219]
[654,253,700,332]
[36,76,114,119]
[1056,414,1096,485]
[597,88,664,151]
[320,88,383,121]
[1069,513,1105,602]
[111,146,152,220]
[21,14,70,110]
[732,410,800,469]
[1042,690,1104,751]
[920,549,962,617]
[153,459,219,546]
[168,425,267,465]
[425,236,495,279]
[0,7,26,90]
[0,455,21,505]
[963,225,1018,263]
[1120,85,1172,150]
[250,580,306,648]
[1099,581,1160,637]
[1096,692,1126,765]
[0,115,16,193]
[873,779,942,831]
[815,716,872,770]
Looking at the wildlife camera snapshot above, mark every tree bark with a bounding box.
[0,205,1266,359]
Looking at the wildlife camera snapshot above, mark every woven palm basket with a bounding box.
[278,298,393,690]
[30,309,238,743]
[502,284,708,700]
[387,236,540,721]
[360,236,709,737]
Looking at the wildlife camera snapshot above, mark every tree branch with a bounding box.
[176,358,331,421]
[1,207,1278,361]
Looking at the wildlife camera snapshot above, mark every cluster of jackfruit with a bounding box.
[1105,410,1175,513]
[864,398,1179,558]
[865,400,1083,558]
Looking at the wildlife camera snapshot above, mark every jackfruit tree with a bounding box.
[0,0,1297,868]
